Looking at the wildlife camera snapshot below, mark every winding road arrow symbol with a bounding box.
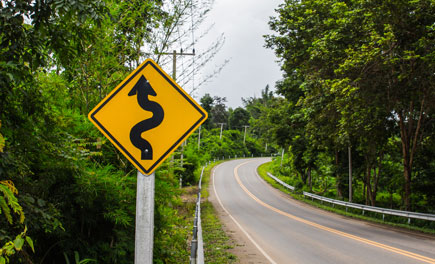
[128,75,164,160]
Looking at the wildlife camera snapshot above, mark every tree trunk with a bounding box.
[371,167,377,207]
[403,165,412,211]
[335,150,343,198]
[397,98,424,211]
[389,189,393,209]
[363,180,366,205]
[371,153,383,207]
[366,166,375,206]
[301,169,307,184]
[399,110,411,211]
[348,146,352,202]
[364,156,369,205]
[322,175,329,195]
[308,167,312,192]
[365,169,369,205]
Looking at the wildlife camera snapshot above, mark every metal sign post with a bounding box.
[135,171,155,264]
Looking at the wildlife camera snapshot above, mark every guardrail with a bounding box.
[190,166,205,264]
[189,157,273,262]
[212,153,270,162]
[267,172,295,191]
[266,172,435,224]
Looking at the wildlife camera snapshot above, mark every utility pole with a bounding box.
[243,125,249,144]
[218,123,225,140]
[159,49,195,187]
[158,49,195,80]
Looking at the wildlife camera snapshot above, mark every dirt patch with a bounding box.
[180,186,199,203]
[208,169,270,264]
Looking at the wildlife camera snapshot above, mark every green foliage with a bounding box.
[1,227,34,263]
[153,165,190,263]
[1,0,262,261]
[0,121,4,153]
[200,94,230,129]
[4,0,432,262]
[64,251,96,264]
[264,0,435,212]
[201,202,237,263]
[0,0,164,262]
[0,180,34,263]
[0,181,23,225]
[228,107,250,129]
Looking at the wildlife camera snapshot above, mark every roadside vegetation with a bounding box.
[258,162,435,234]
[257,0,435,218]
[196,162,237,263]
[0,0,261,262]
[201,201,237,263]
[1,0,434,263]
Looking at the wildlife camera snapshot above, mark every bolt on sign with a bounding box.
[88,59,208,175]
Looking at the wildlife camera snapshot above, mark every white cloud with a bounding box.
[196,0,283,108]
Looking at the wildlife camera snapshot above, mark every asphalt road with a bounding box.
[211,158,435,264]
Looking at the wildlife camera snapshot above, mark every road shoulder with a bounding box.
[208,164,270,264]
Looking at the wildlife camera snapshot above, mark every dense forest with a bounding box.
[0,0,258,263]
[1,0,434,263]
[261,0,435,214]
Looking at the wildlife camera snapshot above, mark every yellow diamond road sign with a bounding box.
[88,59,208,175]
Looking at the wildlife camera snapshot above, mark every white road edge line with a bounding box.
[212,161,278,264]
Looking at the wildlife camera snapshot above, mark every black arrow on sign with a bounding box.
[128,75,164,160]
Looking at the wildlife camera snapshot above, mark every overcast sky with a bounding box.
[195,0,283,108]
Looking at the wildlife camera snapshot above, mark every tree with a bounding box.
[228,107,250,130]
[1,0,233,262]
[332,0,435,209]
[209,96,230,128]
[243,84,277,144]
[200,93,214,129]
[0,1,159,262]
[266,0,435,209]
[60,0,163,114]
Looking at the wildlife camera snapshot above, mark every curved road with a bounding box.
[211,158,435,264]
